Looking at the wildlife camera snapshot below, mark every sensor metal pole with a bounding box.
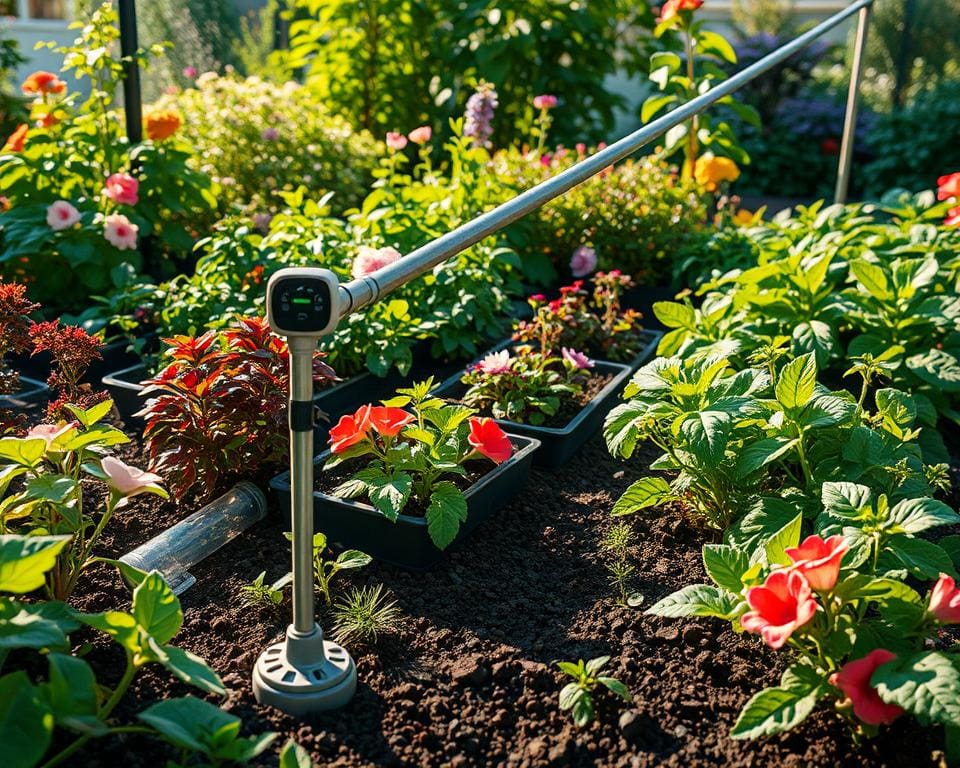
[252,268,356,716]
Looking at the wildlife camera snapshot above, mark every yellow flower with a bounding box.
[733,209,754,225]
[695,154,740,192]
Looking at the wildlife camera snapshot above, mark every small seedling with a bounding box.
[240,570,284,611]
[602,522,636,606]
[283,531,372,605]
[556,656,632,727]
[332,583,402,645]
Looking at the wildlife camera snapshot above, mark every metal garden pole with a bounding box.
[834,3,872,205]
[117,0,143,144]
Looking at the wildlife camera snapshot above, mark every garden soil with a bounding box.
[68,432,948,768]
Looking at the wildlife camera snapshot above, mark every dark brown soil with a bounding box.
[52,420,948,768]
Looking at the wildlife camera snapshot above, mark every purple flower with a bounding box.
[475,349,512,375]
[182,66,198,79]
[562,348,594,370]
[252,212,273,232]
[261,127,279,141]
[570,245,597,277]
[463,82,499,149]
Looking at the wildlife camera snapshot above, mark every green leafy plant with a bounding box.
[602,522,637,606]
[556,656,632,727]
[325,380,515,549]
[282,531,371,606]
[640,0,759,179]
[239,571,284,612]
[331,583,402,646]
[0,399,167,600]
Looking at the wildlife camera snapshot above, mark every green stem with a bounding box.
[682,28,699,181]
[795,432,814,488]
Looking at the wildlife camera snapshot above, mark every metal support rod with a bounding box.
[288,337,316,635]
[118,0,143,144]
[834,4,871,204]
[336,0,874,317]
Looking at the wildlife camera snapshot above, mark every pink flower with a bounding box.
[103,173,139,206]
[408,126,432,144]
[741,570,818,649]
[539,153,553,167]
[575,142,587,156]
[529,294,546,303]
[103,213,139,250]
[937,172,960,201]
[829,650,903,726]
[533,94,558,110]
[785,534,848,592]
[928,573,960,624]
[252,212,273,232]
[261,127,279,141]
[26,422,78,448]
[562,348,594,370]
[351,245,402,278]
[386,132,408,151]
[475,349,512,375]
[46,200,80,231]
[101,455,164,501]
[182,66,198,78]
[570,245,597,277]
[947,206,960,227]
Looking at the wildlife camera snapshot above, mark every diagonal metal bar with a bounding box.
[338,0,873,316]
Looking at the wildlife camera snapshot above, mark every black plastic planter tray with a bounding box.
[8,333,156,385]
[269,435,540,570]
[0,376,49,414]
[432,341,633,469]
[616,328,662,372]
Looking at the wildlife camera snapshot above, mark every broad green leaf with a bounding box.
[612,476,671,516]
[646,584,742,619]
[764,514,802,566]
[641,93,677,123]
[792,321,837,368]
[680,411,730,464]
[0,671,53,768]
[775,353,817,411]
[425,481,467,550]
[889,536,956,579]
[731,682,822,739]
[697,29,737,63]
[604,401,645,459]
[597,676,632,701]
[798,394,856,428]
[44,653,105,735]
[727,497,797,551]
[703,544,750,593]
[821,482,872,519]
[25,476,78,504]
[367,472,413,522]
[132,572,183,646]
[907,349,960,393]
[652,301,695,329]
[280,740,316,768]
[850,259,891,301]
[872,652,960,728]
[0,600,77,652]
[154,642,226,695]
[0,437,47,467]
[138,696,238,753]
[65,399,114,428]
[0,535,71,594]
[335,550,372,571]
[889,497,959,534]
[78,611,140,652]
[733,437,797,479]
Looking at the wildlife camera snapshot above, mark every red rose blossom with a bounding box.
[467,417,513,464]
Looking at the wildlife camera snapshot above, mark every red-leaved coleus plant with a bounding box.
[140,316,337,499]
[29,319,108,420]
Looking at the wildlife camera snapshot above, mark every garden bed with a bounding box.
[65,432,944,767]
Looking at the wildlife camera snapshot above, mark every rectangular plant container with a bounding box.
[0,376,49,413]
[431,340,639,468]
[269,434,540,570]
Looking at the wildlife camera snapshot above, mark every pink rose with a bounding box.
[46,200,80,231]
[103,213,139,250]
[386,132,408,151]
[475,349,512,375]
[351,245,402,278]
[570,245,597,277]
[103,173,139,206]
[408,126,432,144]
[562,348,594,370]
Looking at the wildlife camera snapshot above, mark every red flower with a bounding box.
[3,124,28,153]
[785,534,848,592]
[937,172,960,201]
[946,206,960,227]
[741,570,817,649]
[820,137,840,156]
[22,70,66,96]
[467,417,513,464]
[829,650,903,726]
[329,405,372,454]
[367,406,414,438]
[928,573,960,624]
[659,0,703,23]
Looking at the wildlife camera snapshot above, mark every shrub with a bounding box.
[0,4,218,311]
[150,73,381,216]
[140,317,337,500]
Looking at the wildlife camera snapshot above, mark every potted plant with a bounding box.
[432,276,659,467]
[270,379,540,570]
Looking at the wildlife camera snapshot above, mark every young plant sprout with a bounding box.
[282,531,371,606]
[556,656,632,727]
[332,584,403,646]
[240,571,285,612]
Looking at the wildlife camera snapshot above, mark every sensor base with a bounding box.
[252,624,356,716]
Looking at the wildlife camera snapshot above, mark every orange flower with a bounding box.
[0,196,10,212]
[659,0,703,23]
[3,124,28,153]
[937,172,960,201]
[145,110,181,141]
[35,112,59,128]
[329,405,372,454]
[22,70,67,96]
